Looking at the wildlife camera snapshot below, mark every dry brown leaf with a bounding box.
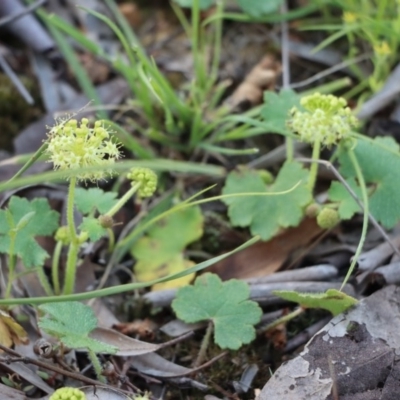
[113,318,158,340]
[118,2,142,28]
[78,53,110,84]
[225,55,282,110]
[0,310,29,349]
[265,323,287,350]
[210,218,323,280]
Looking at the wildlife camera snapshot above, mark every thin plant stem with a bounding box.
[280,0,294,161]
[66,178,77,242]
[194,321,214,368]
[258,307,304,333]
[117,184,300,249]
[5,254,17,299]
[208,0,223,91]
[63,177,79,295]
[340,147,369,290]
[63,241,79,295]
[107,228,115,253]
[105,182,140,218]
[36,267,54,296]
[307,139,321,192]
[191,0,205,102]
[0,237,260,305]
[52,241,63,295]
[7,143,48,183]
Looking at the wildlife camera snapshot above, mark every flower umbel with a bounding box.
[46,118,121,182]
[49,387,86,400]
[127,167,157,198]
[287,93,359,146]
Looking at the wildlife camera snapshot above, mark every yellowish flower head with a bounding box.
[374,41,391,56]
[287,93,358,146]
[342,12,357,23]
[46,118,121,182]
[49,387,86,400]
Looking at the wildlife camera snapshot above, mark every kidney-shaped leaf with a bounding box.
[222,161,311,240]
[172,273,262,350]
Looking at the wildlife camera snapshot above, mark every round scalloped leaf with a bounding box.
[172,273,262,350]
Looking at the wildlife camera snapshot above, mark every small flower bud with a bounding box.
[317,208,340,229]
[98,214,114,229]
[55,226,71,245]
[127,167,158,198]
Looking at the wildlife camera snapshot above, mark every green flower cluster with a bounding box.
[127,167,157,198]
[49,387,86,400]
[288,93,358,146]
[46,118,121,182]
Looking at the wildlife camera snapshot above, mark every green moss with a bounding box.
[0,73,42,151]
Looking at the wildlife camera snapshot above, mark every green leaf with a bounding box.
[172,273,262,350]
[235,0,283,16]
[328,178,362,220]
[338,137,400,228]
[261,89,302,135]
[74,188,118,215]
[38,302,117,354]
[222,161,312,240]
[79,217,107,242]
[172,0,215,9]
[0,197,59,267]
[131,206,203,289]
[273,289,358,316]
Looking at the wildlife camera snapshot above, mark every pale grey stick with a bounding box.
[357,236,400,272]
[245,264,338,285]
[374,262,400,285]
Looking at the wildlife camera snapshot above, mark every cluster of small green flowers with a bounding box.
[127,167,157,198]
[287,93,359,146]
[49,387,86,400]
[46,118,121,182]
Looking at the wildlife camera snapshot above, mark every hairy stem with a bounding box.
[87,348,106,383]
